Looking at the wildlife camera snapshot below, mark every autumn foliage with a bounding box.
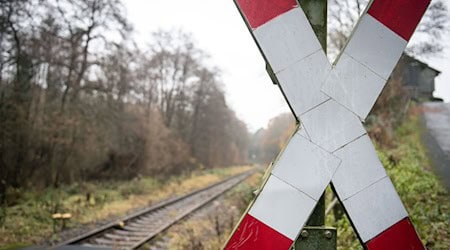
[0,0,249,203]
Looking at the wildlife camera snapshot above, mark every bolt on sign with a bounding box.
[224,0,430,249]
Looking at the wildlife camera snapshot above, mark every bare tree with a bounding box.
[147,30,203,128]
[328,0,449,58]
[44,0,131,110]
[0,0,250,203]
[407,0,449,56]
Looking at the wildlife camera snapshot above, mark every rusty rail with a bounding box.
[54,169,255,250]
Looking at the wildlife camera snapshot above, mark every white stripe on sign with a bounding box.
[332,135,388,200]
[299,99,366,152]
[254,8,322,73]
[276,50,331,116]
[272,132,341,200]
[342,176,408,242]
[344,14,407,80]
[321,53,386,120]
[249,175,316,240]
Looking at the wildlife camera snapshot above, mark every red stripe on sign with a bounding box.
[225,214,293,250]
[236,0,298,29]
[367,0,430,41]
[366,217,424,250]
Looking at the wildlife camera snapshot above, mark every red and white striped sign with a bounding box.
[225,0,429,249]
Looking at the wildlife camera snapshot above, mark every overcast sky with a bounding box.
[124,0,450,131]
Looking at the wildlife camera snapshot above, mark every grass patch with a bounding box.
[0,165,252,249]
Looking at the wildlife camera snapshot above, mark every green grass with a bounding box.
[334,116,449,249]
[0,165,252,249]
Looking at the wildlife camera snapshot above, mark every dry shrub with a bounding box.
[368,69,410,148]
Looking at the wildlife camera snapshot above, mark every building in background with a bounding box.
[398,54,442,101]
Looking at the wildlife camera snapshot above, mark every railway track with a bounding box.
[54,169,254,250]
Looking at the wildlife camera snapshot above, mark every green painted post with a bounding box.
[292,1,337,249]
[264,2,335,247]
[300,0,327,228]
[299,0,327,53]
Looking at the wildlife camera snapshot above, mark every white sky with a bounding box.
[124,0,450,132]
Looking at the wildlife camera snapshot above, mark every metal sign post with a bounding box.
[225,0,430,249]
[293,1,336,249]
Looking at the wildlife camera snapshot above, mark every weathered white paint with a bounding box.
[249,175,316,240]
[272,132,341,200]
[298,124,310,139]
[342,177,408,242]
[254,8,322,73]
[321,53,386,120]
[276,50,331,116]
[332,135,388,200]
[299,99,366,152]
[344,14,407,80]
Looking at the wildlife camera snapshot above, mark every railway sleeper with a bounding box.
[104,233,143,241]
[94,237,136,247]
[127,220,156,228]
[111,229,150,237]
[123,225,155,232]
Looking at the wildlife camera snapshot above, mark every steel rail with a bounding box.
[54,169,255,249]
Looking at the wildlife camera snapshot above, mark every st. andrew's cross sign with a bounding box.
[224,0,430,249]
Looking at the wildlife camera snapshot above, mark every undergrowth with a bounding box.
[0,166,251,249]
